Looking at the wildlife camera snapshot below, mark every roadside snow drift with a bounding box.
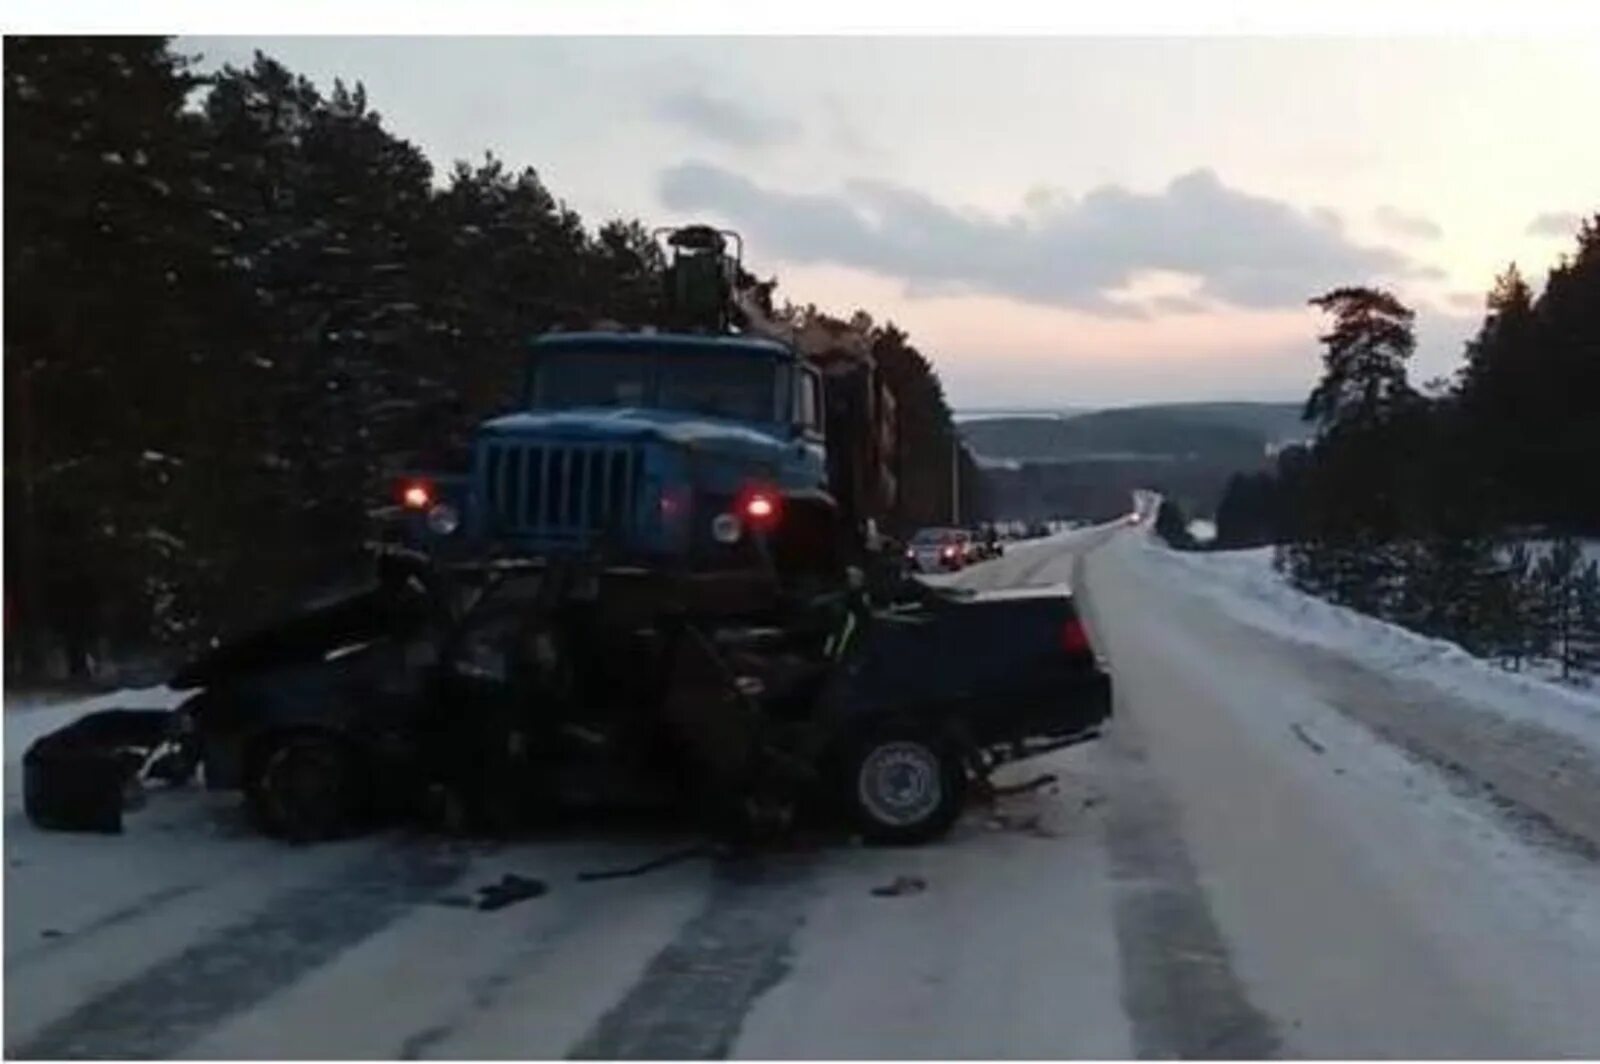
[1137,539,1600,759]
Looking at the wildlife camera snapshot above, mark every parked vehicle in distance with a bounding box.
[969,525,1003,561]
[906,527,970,572]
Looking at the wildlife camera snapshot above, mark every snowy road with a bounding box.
[7,524,1600,1059]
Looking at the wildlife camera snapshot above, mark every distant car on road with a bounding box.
[906,527,971,572]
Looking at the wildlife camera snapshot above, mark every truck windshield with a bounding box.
[535,351,653,409]
[532,348,778,423]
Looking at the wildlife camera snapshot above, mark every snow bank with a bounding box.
[1138,538,1600,756]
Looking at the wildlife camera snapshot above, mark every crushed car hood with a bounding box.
[170,583,431,690]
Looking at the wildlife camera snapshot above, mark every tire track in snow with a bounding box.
[1097,733,1282,1059]
[4,882,203,969]
[1292,646,1600,861]
[566,854,815,1060]
[1074,545,1282,1059]
[11,840,467,1060]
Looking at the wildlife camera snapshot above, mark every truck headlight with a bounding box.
[711,512,743,544]
[426,502,461,536]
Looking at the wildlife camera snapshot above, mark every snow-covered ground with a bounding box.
[5,523,1598,1058]
[1137,539,1600,758]
[1081,536,1600,1056]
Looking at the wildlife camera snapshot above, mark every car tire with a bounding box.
[840,726,967,845]
[245,731,368,842]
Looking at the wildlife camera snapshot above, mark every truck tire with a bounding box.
[840,726,967,845]
[245,731,368,842]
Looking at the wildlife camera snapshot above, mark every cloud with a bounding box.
[659,163,1426,315]
[1444,290,1483,312]
[1312,207,1346,234]
[652,89,799,149]
[821,92,882,160]
[1147,294,1210,315]
[1526,211,1581,237]
[1373,205,1443,240]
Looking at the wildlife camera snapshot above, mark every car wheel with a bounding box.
[246,732,367,842]
[841,727,966,845]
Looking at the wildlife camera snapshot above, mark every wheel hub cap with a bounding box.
[858,740,942,826]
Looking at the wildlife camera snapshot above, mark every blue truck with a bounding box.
[383,226,895,603]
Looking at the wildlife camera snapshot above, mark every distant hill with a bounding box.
[962,401,1308,522]
[960,401,1307,463]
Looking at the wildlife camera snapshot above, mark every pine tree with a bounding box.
[1485,541,1537,669]
[1286,289,1428,615]
[1571,560,1600,680]
[1154,499,1196,549]
[1532,537,1587,679]
[198,55,444,617]
[1530,217,1600,532]
[1304,287,1418,430]
[4,36,256,675]
[870,322,966,533]
[1215,470,1285,548]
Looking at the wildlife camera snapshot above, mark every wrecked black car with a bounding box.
[25,556,1112,846]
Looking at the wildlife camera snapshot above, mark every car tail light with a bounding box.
[1061,616,1092,656]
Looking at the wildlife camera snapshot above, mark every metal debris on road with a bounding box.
[870,874,927,897]
[476,873,548,911]
[985,811,1059,838]
[576,845,717,882]
[436,874,550,912]
[987,772,1059,798]
[1291,722,1327,755]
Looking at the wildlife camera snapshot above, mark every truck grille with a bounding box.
[482,442,643,543]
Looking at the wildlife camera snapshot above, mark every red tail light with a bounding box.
[399,478,434,510]
[737,485,781,531]
[1061,616,1092,656]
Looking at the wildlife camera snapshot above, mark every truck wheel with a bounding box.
[841,728,967,845]
[246,732,367,842]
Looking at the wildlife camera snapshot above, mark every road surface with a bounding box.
[7,523,1600,1058]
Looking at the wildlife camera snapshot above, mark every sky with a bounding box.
[181,35,1600,408]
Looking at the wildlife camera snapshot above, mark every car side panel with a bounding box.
[821,593,1111,746]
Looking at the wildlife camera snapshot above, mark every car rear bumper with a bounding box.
[970,666,1112,751]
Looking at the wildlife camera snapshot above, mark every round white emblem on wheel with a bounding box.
[857,740,943,826]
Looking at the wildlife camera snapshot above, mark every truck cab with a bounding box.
[390,224,887,591]
[462,330,827,564]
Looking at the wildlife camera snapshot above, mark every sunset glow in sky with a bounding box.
[184,35,1600,407]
